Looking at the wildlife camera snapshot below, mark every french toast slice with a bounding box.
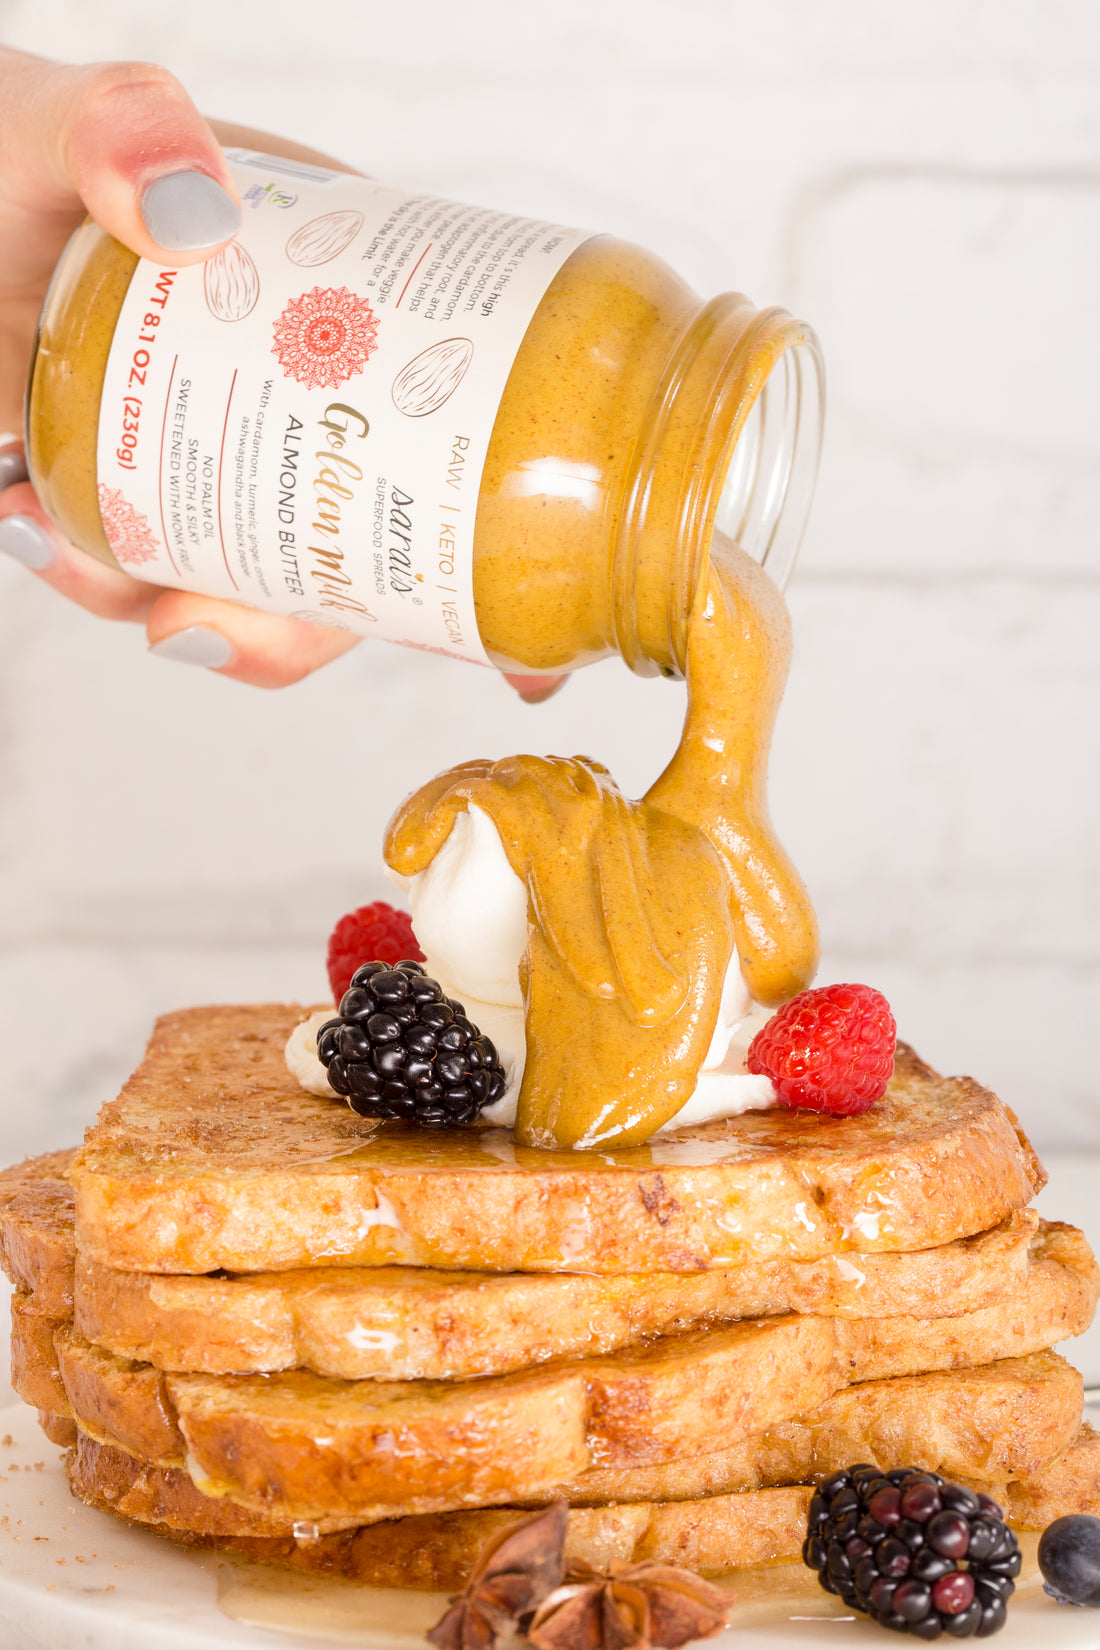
[0,1149,75,1317]
[63,1430,817,1581]
[1,1151,1058,1378]
[63,1422,1100,1587]
[68,1006,1044,1274]
[14,1216,1093,1522]
[48,1348,1084,1515]
[74,1213,1072,1381]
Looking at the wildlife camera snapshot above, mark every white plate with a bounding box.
[1,1402,1099,1650]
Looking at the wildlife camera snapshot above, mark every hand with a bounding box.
[0,47,563,700]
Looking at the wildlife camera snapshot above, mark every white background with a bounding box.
[0,0,1097,1170]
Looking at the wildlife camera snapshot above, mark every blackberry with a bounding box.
[317,960,508,1127]
[803,1464,1020,1637]
[1038,1514,1100,1607]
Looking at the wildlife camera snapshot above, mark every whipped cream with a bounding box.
[286,805,780,1135]
[397,804,778,1131]
[285,1009,339,1097]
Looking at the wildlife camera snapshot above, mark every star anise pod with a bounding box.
[526,1559,734,1650]
[427,1502,569,1650]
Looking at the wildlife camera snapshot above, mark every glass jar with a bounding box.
[25,158,822,681]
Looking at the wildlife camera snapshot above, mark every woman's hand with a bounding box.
[0,47,562,699]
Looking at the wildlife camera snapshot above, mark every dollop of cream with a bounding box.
[285,1009,337,1097]
[288,805,779,1134]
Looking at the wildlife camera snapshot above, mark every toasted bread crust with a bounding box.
[0,1150,75,1315]
[50,1316,836,1518]
[69,1009,1045,1273]
[1001,1422,1100,1525]
[28,1220,1093,1523]
[63,1430,817,1582]
[0,1152,1063,1381]
[8,1296,68,1416]
[52,1348,1083,1522]
[553,1352,1083,1503]
[63,1421,1100,1588]
[70,1210,1084,1382]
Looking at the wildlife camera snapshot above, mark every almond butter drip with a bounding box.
[385,534,818,1150]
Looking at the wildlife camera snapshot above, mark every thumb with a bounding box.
[6,51,241,264]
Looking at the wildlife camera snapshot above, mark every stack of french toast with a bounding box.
[1,1002,1098,1590]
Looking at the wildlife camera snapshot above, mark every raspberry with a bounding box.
[746,982,896,1118]
[326,902,425,1002]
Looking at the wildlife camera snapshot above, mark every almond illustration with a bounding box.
[203,241,260,322]
[391,338,475,418]
[285,210,365,267]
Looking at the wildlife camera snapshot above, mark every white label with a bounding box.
[96,154,592,665]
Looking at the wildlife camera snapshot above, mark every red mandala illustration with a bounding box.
[271,286,379,389]
[97,484,160,567]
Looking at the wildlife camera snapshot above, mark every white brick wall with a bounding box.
[0,0,1097,1154]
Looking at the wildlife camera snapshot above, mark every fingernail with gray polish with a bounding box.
[149,625,233,669]
[0,514,57,570]
[0,450,29,493]
[140,171,242,252]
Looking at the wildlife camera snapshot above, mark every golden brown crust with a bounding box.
[52,1349,1083,1528]
[63,1419,1100,1588]
[69,1210,1054,1379]
[64,1430,817,1584]
[37,1410,77,1448]
[37,1233,1094,1523]
[1001,1422,1100,1525]
[69,1008,1044,1274]
[51,1316,834,1519]
[556,1352,1084,1503]
[1,1152,1060,1381]
[8,1295,69,1416]
[0,1149,75,1314]
[830,1221,1099,1382]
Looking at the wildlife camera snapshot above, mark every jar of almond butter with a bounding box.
[26,149,823,680]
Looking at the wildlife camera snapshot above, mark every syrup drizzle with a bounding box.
[212,1537,1056,1647]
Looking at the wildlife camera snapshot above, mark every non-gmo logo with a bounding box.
[243,182,298,211]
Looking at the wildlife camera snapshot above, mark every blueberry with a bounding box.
[1038,1514,1100,1607]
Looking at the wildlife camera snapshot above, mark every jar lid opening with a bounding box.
[714,329,824,592]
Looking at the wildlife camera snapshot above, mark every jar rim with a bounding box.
[610,297,825,679]
[714,327,824,594]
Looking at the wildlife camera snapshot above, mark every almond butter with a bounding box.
[391,338,475,418]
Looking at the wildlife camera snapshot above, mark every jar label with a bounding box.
[95,152,591,665]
